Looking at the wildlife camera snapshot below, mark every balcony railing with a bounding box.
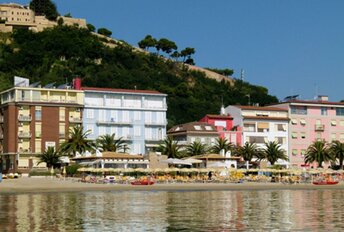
[69,117,82,123]
[315,124,325,131]
[18,115,32,122]
[144,121,167,126]
[18,132,32,138]
[96,120,132,126]
[18,148,32,153]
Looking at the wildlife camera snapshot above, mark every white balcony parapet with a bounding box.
[69,117,82,123]
[96,120,133,126]
[18,115,32,121]
[144,120,167,126]
[18,132,31,138]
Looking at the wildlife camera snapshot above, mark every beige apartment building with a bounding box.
[0,81,84,174]
[0,3,86,33]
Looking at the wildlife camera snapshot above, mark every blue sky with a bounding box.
[14,0,344,101]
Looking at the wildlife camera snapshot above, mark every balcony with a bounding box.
[69,117,82,123]
[315,124,325,131]
[96,119,132,126]
[145,120,167,126]
[18,115,32,122]
[18,132,32,138]
[18,148,32,154]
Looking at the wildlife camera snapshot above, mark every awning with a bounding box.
[257,122,269,129]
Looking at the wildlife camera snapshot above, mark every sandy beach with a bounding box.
[1,177,344,193]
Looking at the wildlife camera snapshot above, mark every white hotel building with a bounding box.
[225,105,289,166]
[82,87,167,155]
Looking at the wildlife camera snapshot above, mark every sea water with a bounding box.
[1,190,344,231]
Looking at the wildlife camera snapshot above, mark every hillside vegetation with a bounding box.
[0,26,278,127]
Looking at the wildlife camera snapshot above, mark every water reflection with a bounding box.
[1,190,344,231]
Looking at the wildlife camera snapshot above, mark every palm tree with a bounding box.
[158,136,181,158]
[96,133,127,152]
[211,137,232,154]
[261,141,288,166]
[59,126,95,157]
[236,142,259,169]
[37,147,61,169]
[186,141,208,157]
[330,140,344,169]
[304,140,333,168]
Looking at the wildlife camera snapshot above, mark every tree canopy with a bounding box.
[0,26,278,128]
[30,0,59,21]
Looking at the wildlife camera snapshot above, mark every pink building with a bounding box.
[199,114,242,146]
[273,96,344,167]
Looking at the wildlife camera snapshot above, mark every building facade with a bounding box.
[199,114,242,146]
[225,105,289,166]
[272,96,344,167]
[0,3,86,33]
[167,122,219,148]
[0,84,84,174]
[81,87,167,155]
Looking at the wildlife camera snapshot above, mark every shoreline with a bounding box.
[1,178,344,193]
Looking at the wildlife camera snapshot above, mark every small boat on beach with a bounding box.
[131,179,155,186]
[313,180,339,185]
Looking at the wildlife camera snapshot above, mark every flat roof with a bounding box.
[82,87,166,96]
[235,105,288,112]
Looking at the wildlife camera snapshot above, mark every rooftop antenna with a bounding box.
[314,83,318,99]
[240,69,244,81]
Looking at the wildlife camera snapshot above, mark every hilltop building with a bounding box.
[0,77,84,174]
[224,105,289,167]
[272,96,344,167]
[80,85,167,155]
[0,3,86,33]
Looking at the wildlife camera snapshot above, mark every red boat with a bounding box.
[131,179,155,185]
[313,180,339,185]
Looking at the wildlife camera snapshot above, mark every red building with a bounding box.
[199,114,242,146]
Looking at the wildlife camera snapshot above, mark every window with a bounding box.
[134,126,141,137]
[257,122,269,132]
[134,111,141,121]
[59,107,65,121]
[275,137,286,144]
[340,134,344,141]
[35,107,42,121]
[292,149,298,156]
[321,107,327,115]
[331,133,336,141]
[59,123,65,137]
[301,132,306,139]
[98,126,106,136]
[205,126,212,131]
[340,120,344,127]
[194,125,201,130]
[301,149,306,157]
[244,123,255,132]
[35,122,41,138]
[86,109,94,119]
[276,124,287,131]
[316,132,321,140]
[291,132,297,139]
[291,106,307,115]
[35,140,41,153]
[336,108,344,116]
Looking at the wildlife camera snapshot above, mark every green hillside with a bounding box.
[0,26,278,127]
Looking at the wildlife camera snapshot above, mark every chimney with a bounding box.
[73,77,82,90]
[317,95,328,102]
